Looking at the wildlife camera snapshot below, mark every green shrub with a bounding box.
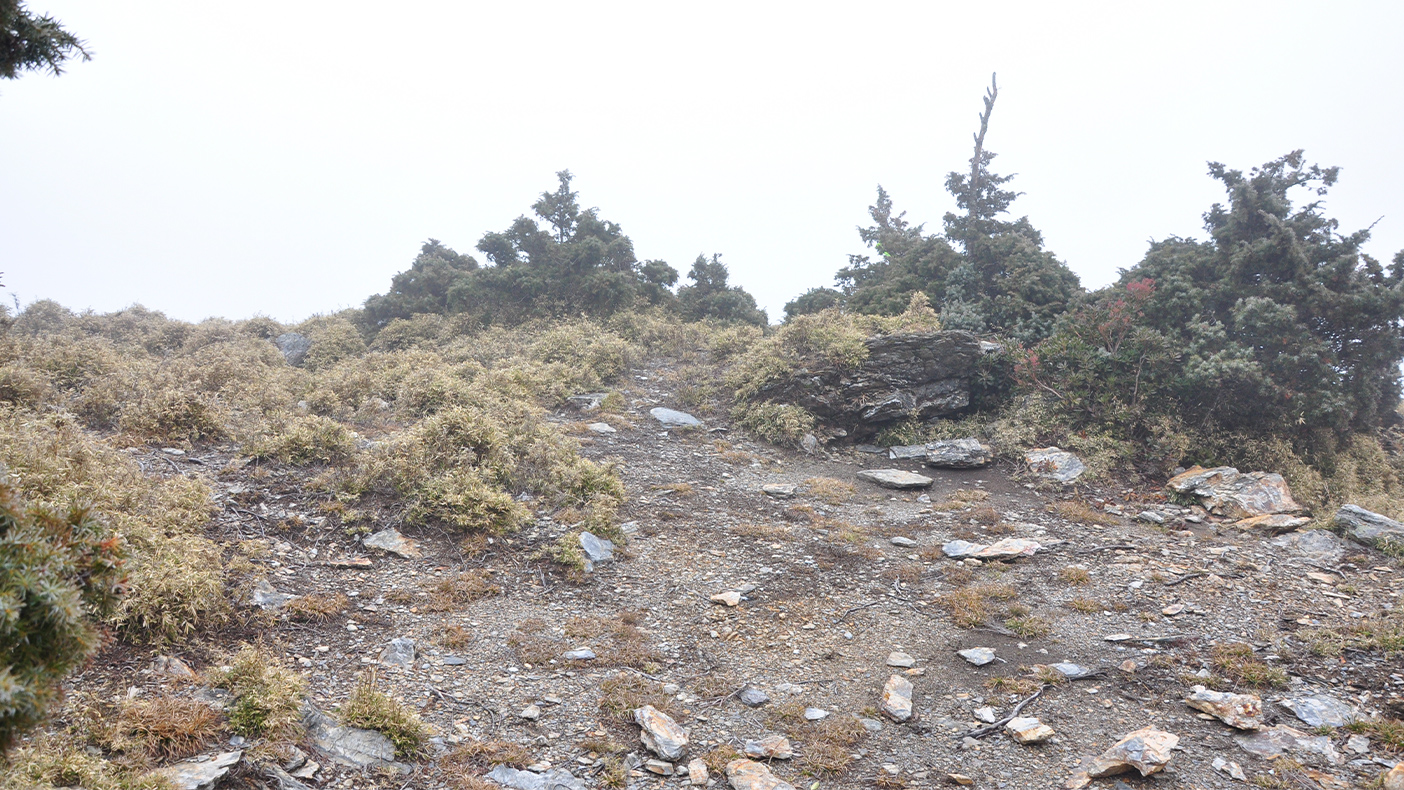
[339,678,429,758]
[212,644,306,739]
[248,414,357,466]
[0,479,125,752]
[733,403,816,445]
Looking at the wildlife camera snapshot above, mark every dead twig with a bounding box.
[1163,572,1207,586]
[1076,544,1138,555]
[836,601,882,622]
[960,684,1047,739]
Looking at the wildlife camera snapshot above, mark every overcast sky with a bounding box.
[3,1,1403,325]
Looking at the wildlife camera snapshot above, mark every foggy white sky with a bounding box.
[3,1,1403,325]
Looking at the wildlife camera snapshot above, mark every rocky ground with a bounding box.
[61,368,1404,790]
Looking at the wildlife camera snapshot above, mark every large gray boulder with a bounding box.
[1335,504,1404,549]
[274,332,312,367]
[1167,466,1301,519]
[745,330,981,437]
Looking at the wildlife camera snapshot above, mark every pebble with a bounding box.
[645,760,674,776]
[738,687,770,707]
[586,422,616,434]
[725,759,795,790]
[520,704,541,721]
[562,648,597,661]
[378,637,415,669]
[802,707,828,721]
[974,707,997,723]
[890,536,918,547]
[761,484,797,498]
[710,591,742,607]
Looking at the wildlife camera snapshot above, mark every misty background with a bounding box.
[3,1,1402,323]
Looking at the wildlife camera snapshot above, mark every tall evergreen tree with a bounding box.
[1,1,88,80]
[677,254,768,326]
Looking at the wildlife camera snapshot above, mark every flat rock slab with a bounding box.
[886,651,916,668]
[251,579,293,610]
[725,759,796,790]
[1270,529,1347,564]
[1167,465,1301,518]
[738,687,769,707]
[761,484,797,498]
[378,637,415,668]
[1049,662,1092,679]
[150,751,242,790]
[958,647,996,666]
[880,674,913,721]
[586,422,616,434]
[1335,504,1404,549]
[650,407,702,427]
[743,734,793,759]
[1185,685,1263,730]
[635,704,688,760]
[924,438,993,469]
[1280,694,1358,728]
[562,648,596,661]
[973,538,1041,560]
[1006,717,1054,743]
[1234,724,1340,765]
[1065,727,1179,789]
[305,709,395,767]
[710,591,741,607]
[856,469,933,489]
[890,536,918,547]
[486,765,587,790]
[1025,447,1087,483]
[1232,513,1311,533]
[943,540,984,558]
[363,528,421,558]
[579,532,615,564]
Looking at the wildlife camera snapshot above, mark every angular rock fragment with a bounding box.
[738,687,770,707]
[1064,727,1179,789]
[1167,466,1301,518]
[378,638,415,668]
[687,759,709,786]
[1232,513,1311,533]
[1185,685,1262,729]
[486,765,588,790]
[578,532,614,566]
[645,760,674,775]
[942,540,984,558]
[803,707,828,721]
[635,705,688,760]
[880,674,913,722]
[586,422,616,434]
[958,647,995,666]
[1280,694,1358,728]
[972,538,1040,560]
[1005,717,1054,743]
[923,438,993,469]
[890,536,918,547]
[149,751,242,790]
[562,648,596,661]
[363,528,421,558]
[1234,724,1340,765]
[1025,447,1087,483]
[305,709,396,767]
[856,469,934,490]
[650,407,702,427]
[251,579,293,610]
[761,484,796,498]
[1271,529,1347,564]
[887,651,916,667]
[152,655,196,680]
[1049,663,1092,679]
[274,332,311,366]
[725,759,796,790]
[1335,504,1404,549]
[1211,757,1247,781]
[743,734,793,759]
[710,591,742,607]
[1385,763,1404,790]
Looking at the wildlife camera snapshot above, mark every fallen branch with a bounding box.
[1163,572,1207,586]
[1076,544,1138,555]
[837,601,882,622]
[959,684,1047,739]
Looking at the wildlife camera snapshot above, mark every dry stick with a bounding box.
[960,684,1048,739]
[1163,572,1208,586]
[837,601,882,622]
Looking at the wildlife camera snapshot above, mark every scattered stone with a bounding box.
[1347,734,1371,754]
[566,393,608,411]
[743,735,793,759]
[1233,513,1312,533]
[725,759,796,790]
[1280,694,1358,728]
[1025,447,1087,483]
[973,538,1041,560]
[974,706,997,723]
[578,532,615,566]
[586,422,616,434]
[943,540,984,558]
[947,775,975,786]
[1211,757,1248,781]
[958,647,996,666]
[635,705,688,760]
[519,704,541,721]
[859,718,884,734]
[890,536,918,547]
[1335,504,1404,549]
[645,760,675,776]
[486,765,587,790]
[738,687,770,707]
[1306,571,1338,585]
[1234,724,1340,765]
[1118,660,1137,674]
[880,674,914,722]
[1050,662,1092,679]
[274,332,311,366]
[378,638,415,669]
[363,528,421,559]
[1385,763,1404,790]
[1161,604,1185,616]
[709,591,742,607]
[442,656,467,665]
[150,751,242,790]
[877,650,915,669]
[650,407,702,428]
[687,759,709,786]
[562,648,596,661]
[1136,511,1166,525]
[774,683,804,695]
[1167,466,1302,518]
[923,438,993,469]
[152,655,196,680]
[802,707,828,721]
[1271,529,1347,564]
[305,709,396,767]
[761,484,797,498]
[1185,686,1263,730]
[1006,717,1054,744]
[250,580,293,610]
[1064,727,1179,789]
[856,469,934,490]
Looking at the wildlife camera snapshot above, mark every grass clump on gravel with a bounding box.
[211,643,307,740]
[1210,642,1289,689]
[339,678,430,758]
